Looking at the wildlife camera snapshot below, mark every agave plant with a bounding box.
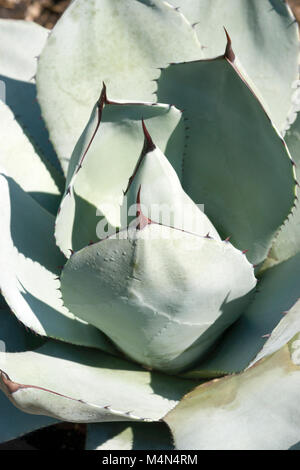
[1,0,300,451]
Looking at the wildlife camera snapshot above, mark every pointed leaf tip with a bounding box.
[0,370,21,395]
[142,120,156,153]
[223,27,235,63]
[123,121,158,196]
[98,82,107,108]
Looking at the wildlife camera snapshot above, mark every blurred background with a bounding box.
[290,0,300,22]
[0,0,71,28]
[0,0,299,451]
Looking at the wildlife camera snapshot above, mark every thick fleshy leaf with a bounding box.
[167,0,299,133]
[263,113,300,269]
[0,172,117,354]
[55,90,186,257]
[0,19,62,174]
[61,225,255,374]
[61,134,256,374]
[0,101,62,214]
[0,308,56,444]
[183,251,300,378]
[37,0,202,173]
[123,122,220,239]
[0,340,197,423]
[249,299,300,367]
[86,422,174,450]
[165,336,300,450]
[157,36,296,266]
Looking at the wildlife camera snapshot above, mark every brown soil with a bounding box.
[0,0,71,28]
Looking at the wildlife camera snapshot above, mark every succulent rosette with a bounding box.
[0,0,300,450]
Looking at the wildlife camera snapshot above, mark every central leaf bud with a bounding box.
[61,123,256,373]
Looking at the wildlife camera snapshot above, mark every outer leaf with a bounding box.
[263,112,300,269]
[165,334,300,450]
[183,251,300,378]
[0,340,197,423]
[249,298,300,366]
[86,422,174,450]
[61,132,256,374]
[0,19,62,174]
[0,172,117,354]
[157,35,296,266]
[55,89,186,257]
[0,101,61,215]
[0,307,56,444]
[37,0,202,173]
[167,0,299,133]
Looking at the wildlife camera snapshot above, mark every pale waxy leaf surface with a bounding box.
[36,0,202,173]
[263,112,300,269]
[0,172,117,354]
[0,340,197,423]
[0,101,61,215]
[123,125,220,240]
[86,422,174,450]
[55,91,185,257]
[167,0,299,133]
[183,251,300,378]
[157,39,296,266]
[0,19,62,175]
[165,336,300,450]
[61,134,256,374]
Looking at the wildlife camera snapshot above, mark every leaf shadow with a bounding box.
[1,74,62,174]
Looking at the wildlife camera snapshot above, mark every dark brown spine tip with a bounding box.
[0,370,21,394]
[224,27,235,63]
[123,123,156,196]
[98,82,108,108]
[142,120,156,153]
